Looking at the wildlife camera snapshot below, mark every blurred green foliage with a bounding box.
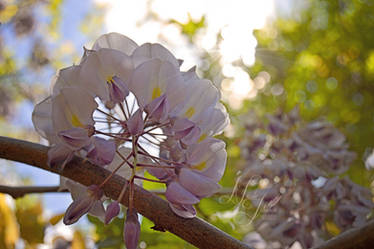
[248,0,374,181]
[170,14,206,43]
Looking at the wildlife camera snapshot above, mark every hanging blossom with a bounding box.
[237,109,373,249]
[32,33,229,248]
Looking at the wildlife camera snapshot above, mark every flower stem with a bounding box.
[134,175,167,183]
[136,163,175,169]
[98,151,133,188]
[119,102,129,120]
[96,108,122,122]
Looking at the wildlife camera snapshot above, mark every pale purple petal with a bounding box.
[172,118,201,145]
[173,118,195,139]
[187,138,227,181]
[179,168,221,198]
[200,147,227,182]
[181,126,201,146]
[58,127,91,149]
[165,181,199,205]
[181,66,198,81]
[86,137,116,166]
[146,166,172,180]
[194,102,229,137]
[169,203,196,218]
[126,109,144,136]
[88,200,106,221]
[61,180,106,222]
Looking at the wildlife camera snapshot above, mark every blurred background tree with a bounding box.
[0,0,373,248]
[248,0,374,184]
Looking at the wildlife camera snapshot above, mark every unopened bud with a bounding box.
[124,209,140,249]
[126,109,144,136]
[105,201,120,225]
[63,185,103,225]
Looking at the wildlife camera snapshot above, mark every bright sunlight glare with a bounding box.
[95,0,275,108]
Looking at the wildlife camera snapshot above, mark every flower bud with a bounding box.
[145,94,169,122]
[124,209,140,249]
[108,76,129,104]
[126,108,144,136]
[63,185,103,225]
[105,201,120,225]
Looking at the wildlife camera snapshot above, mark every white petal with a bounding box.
[171,79,219,120]
[52,87,97,132]
[132,43,179,68]
[92,32,138,55]
[32,96,57,143]
[51,65,81,96]
[200,146,227,182]
[129,59,182,108]
[80,49,133,102]
[187,138,227,181]
[194,102,230,136]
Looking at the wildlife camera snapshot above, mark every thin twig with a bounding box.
[0,185,67,198]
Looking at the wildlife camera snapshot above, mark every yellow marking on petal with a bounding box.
[193,161,206,171]
[152,87,161,100]
[106,76,115,84]
[198,134,207,143]
[71,114,83,127]
[184,107,195,118]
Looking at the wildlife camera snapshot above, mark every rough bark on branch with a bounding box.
[0,136,251,249]
[312,219,374,249]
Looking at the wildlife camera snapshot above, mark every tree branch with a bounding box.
[0,185,66,198]
[0,185,232,198]
[312,219,374,249]
[0,136,251,249]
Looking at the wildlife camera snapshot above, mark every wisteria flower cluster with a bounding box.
[237,109,373,249]
[32,33,229,249]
